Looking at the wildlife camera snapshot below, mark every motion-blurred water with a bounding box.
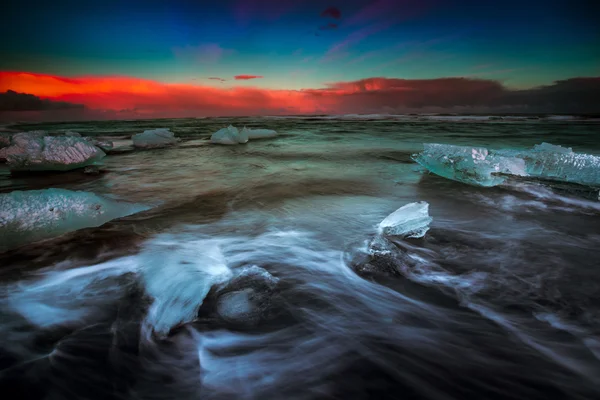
[1,116,599,399]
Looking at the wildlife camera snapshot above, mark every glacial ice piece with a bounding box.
[139,238,232,337]
[65,131,81,137]
[1,132,106,172]
[496,143,600,187]
[210,125,249,145]
[241,127,278,140]
[413,142,600,188]
[132,129,179,148]
[378,201,433,238]
[412,143,527,187]
[0,188,149,252]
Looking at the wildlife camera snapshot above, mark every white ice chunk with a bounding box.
[64,131,81,137]
[210,125,249,145]
[132,128,179,148]
[378,201,433,238]
[242,127,279,140]
[0,132,105,171]
[139,237,232,337]
[0,188,149,251]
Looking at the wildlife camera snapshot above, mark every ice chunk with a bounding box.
[0,188,149,252]
[65,131,81,137]
[413,143,527,187]
[241,127,279,140]
[496,145,600,187]
[414,142,600,188]
[378,201,433,238]
[210,125,249,145]
[132,128,179,148]
[139,237,232,337]
[1,132,105,171]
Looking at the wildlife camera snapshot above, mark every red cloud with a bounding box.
[1,72,598,121]
[234,75,264,80]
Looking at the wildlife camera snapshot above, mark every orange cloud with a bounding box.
[234,75,264,80]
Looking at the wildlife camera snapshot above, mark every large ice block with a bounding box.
[0,188,149,252]
[0,132,106,171]
[378,201,433,238]
[132,129,179,148]
[496,143,600,187]
[413,143,527,187]
[210,125,249,145]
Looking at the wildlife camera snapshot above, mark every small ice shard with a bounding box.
[0,188,149,252]
[132,128,179,148]
[241,127,279,140]
[65,131,81,137]
[139,238,232,337]
[378,201,433,238]
[210,125,249,145]
[0,132,106,172]
[85,137,114,152]
[413,143,527,187]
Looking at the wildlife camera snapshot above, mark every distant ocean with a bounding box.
[1,115,599,400]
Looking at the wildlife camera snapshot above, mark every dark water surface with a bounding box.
[1,117,599,399]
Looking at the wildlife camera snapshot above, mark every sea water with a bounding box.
[0,115,599,399]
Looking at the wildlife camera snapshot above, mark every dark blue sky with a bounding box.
[1,0,598,89]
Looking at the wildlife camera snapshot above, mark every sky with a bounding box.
[0,0,599,120]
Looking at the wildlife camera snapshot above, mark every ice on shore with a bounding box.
[495,143,600,187]
[132,129,179,148]
[139,237,232,337]
[413,142,599,188]
[378,201,433,238]
[413,143,527,187]
[242,127,279,140]
[210,125,249,145]
[0,132,106,171]
[0,188,149,252]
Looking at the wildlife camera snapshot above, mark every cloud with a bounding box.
[1,72,598,121]
[319,23,338,30]
[208,77,227,82]
[172,43,234,64]
[234,75,264,80]
[0,90,84,111]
